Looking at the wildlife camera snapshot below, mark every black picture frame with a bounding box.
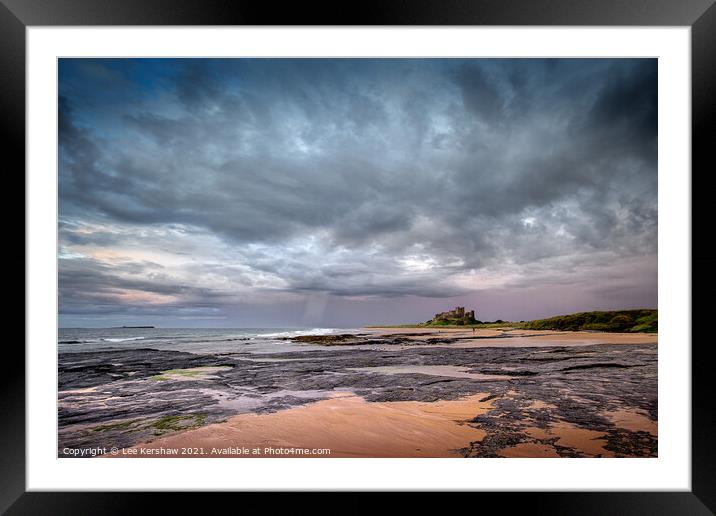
[4,0,714,511]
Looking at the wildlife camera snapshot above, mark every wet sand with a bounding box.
[122,392,493,458]
[604,409,658,436]
[123,391,654,459]
[373,327,658,349]
[509,424,614,457]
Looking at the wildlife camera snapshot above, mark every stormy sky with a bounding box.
[58,58,657,328]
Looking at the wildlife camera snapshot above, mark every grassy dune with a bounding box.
[514,309,657,333]
[371,309,657,333]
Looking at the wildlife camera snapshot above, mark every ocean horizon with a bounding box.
[58,326,365,354]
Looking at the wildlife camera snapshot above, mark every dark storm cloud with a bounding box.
[58,256,234,316]
[58,58,657,322]
[453,63,505,122]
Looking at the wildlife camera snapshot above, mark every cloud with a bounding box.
[58,58,657,324]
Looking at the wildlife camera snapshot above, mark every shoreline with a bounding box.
[365,327,657,349]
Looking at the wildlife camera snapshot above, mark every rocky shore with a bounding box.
[58,328,657,457]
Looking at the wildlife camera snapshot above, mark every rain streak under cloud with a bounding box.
[58,58,657,327]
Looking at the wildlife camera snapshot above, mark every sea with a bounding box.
[58,327,365,355]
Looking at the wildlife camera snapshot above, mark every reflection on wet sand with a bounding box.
[124,392,494,458]
[349,365,515,381]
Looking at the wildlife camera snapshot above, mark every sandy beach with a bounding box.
[370,327,658,349]
[121,392,494,458]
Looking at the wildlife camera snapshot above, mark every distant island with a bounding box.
[373,308,657,333]
[115,326,156,329]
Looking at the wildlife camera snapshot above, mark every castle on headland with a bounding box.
[427,306,477,325]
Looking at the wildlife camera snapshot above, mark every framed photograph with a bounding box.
[7,0,714,510]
